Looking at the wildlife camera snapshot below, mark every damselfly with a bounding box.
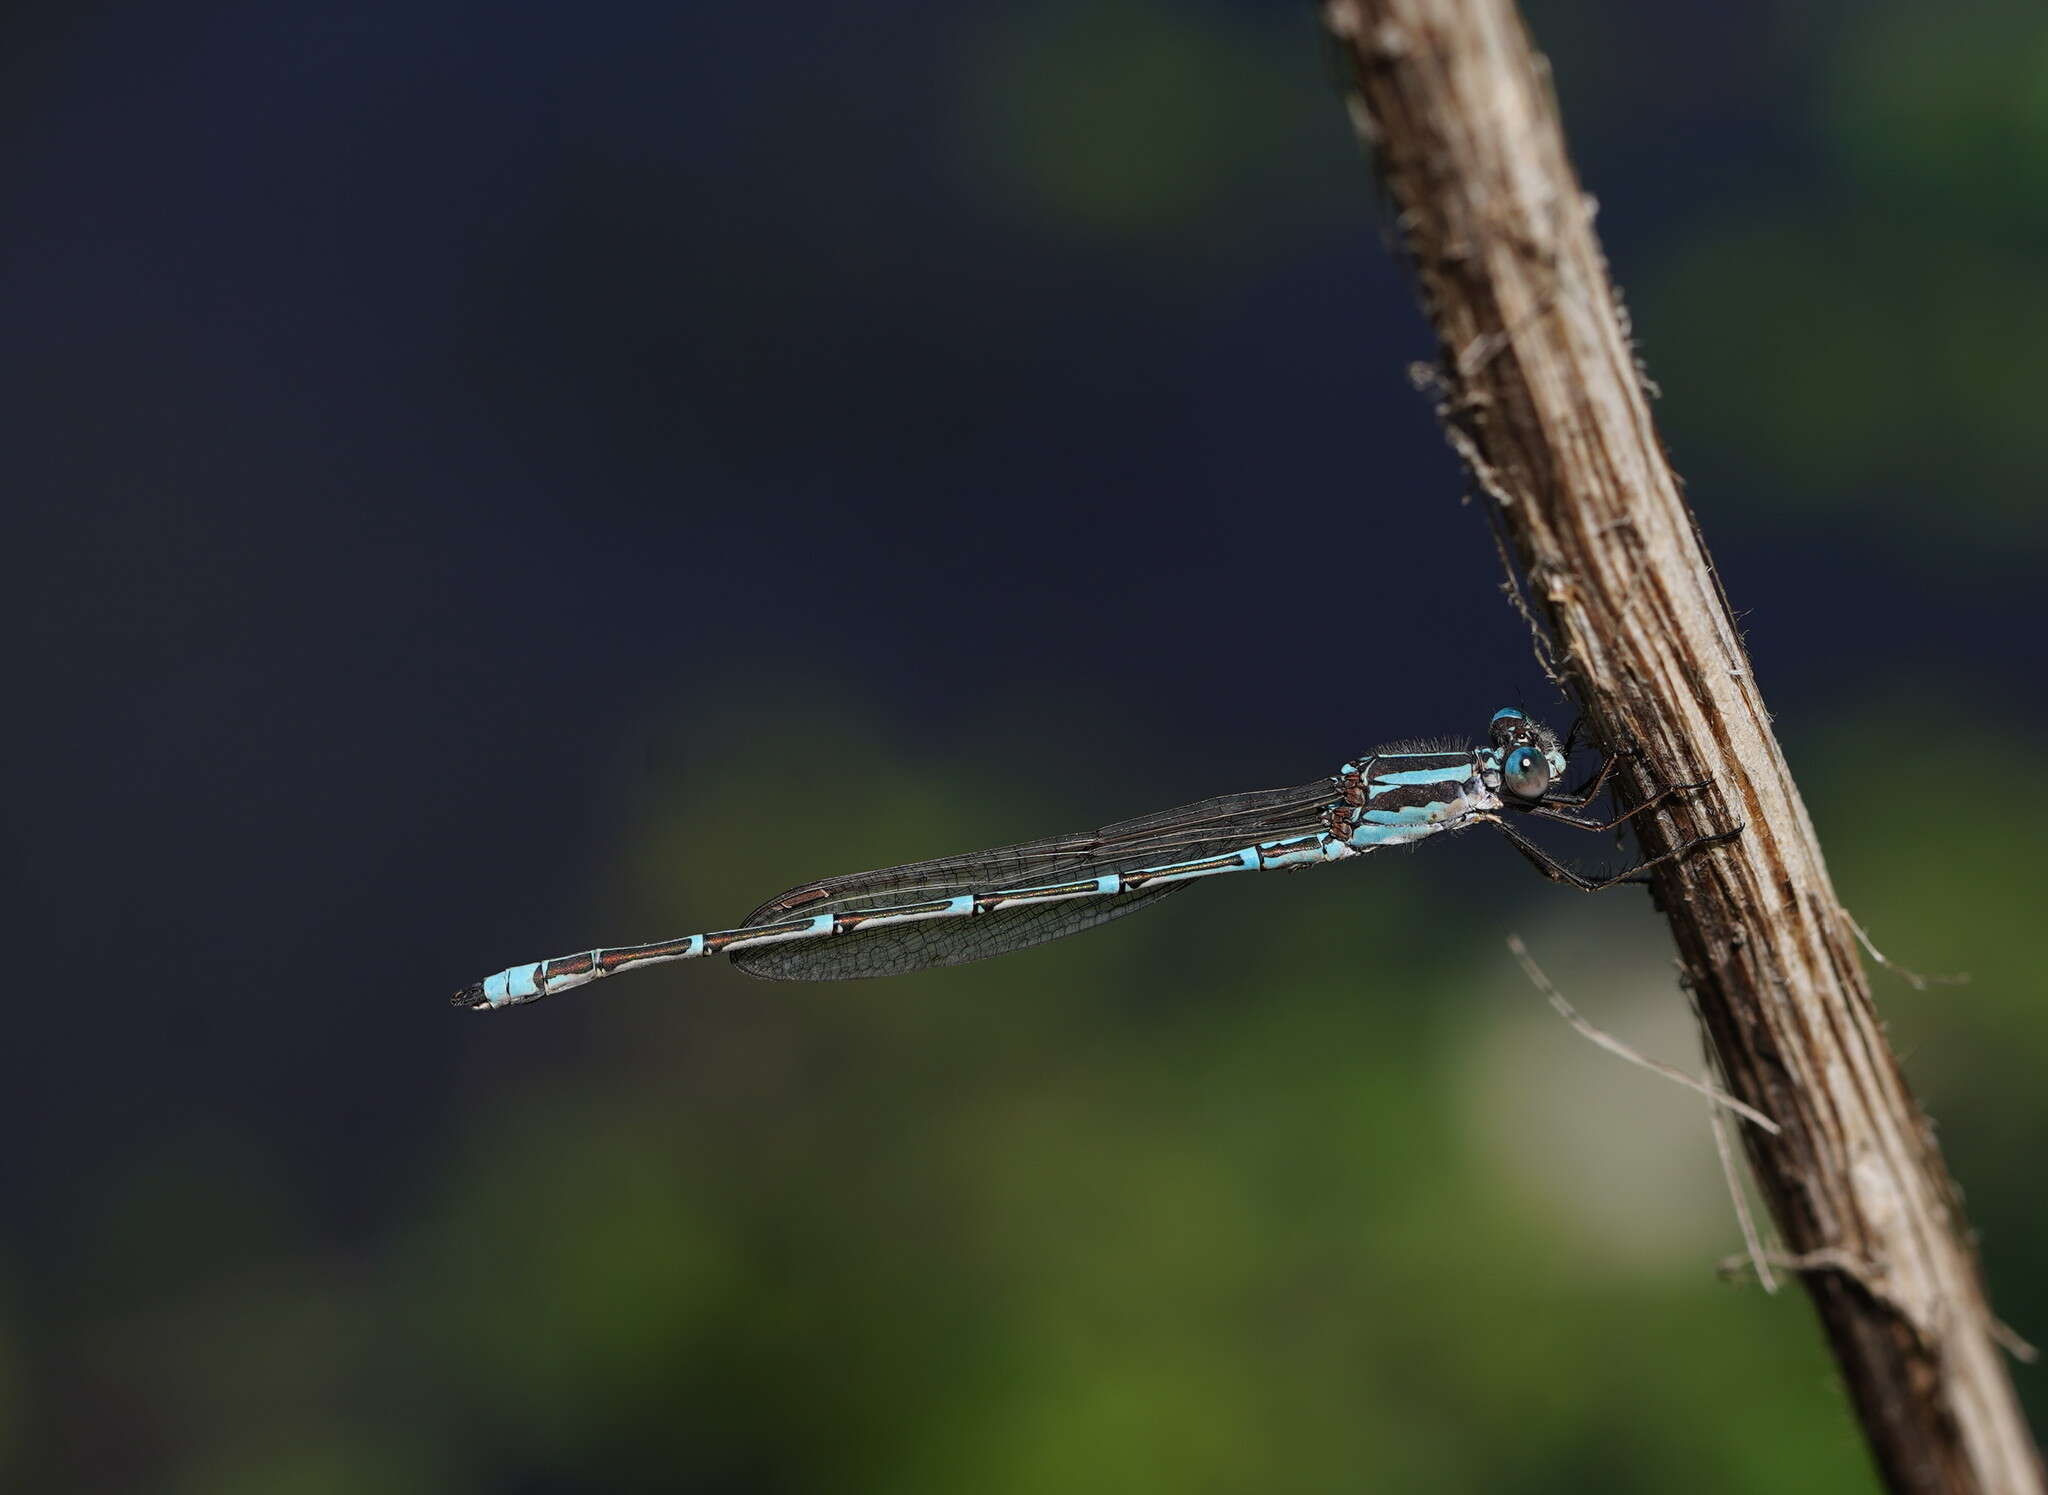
[454,708,1736,1011]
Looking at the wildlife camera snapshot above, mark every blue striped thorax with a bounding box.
[1327,707,1570,851]
[1330,744,1486,848]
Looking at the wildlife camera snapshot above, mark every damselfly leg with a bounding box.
[1493,820,1743,893]
[1559,713,1586,759]
[1500,736,1737,890]
[1535,746,1622,807]
[1535,745,1708,813]
[1525,779,1704,832]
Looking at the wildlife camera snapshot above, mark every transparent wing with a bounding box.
[732,779,1335,981]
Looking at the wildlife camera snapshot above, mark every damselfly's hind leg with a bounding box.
[1494,819,1743,893]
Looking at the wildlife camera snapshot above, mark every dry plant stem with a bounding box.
[1322,2,2042,1492]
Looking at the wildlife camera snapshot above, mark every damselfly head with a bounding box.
[1487,707,1568,789]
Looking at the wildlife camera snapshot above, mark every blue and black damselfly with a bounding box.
[454,708,1738,1011]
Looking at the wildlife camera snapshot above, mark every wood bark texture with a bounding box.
[1320,2,2042,1491]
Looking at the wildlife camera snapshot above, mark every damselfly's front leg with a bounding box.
[1540,737,1709,817]
[1538,742,1625,808]
[1559,713,1586,759]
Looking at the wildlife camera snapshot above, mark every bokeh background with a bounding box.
[5,0,2044,1490]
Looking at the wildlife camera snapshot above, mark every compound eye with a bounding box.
[1503,745,1552,800]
